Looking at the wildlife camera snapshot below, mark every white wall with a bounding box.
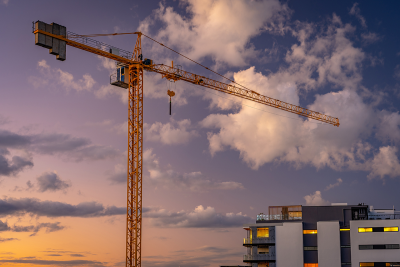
[317,221,341,267]
[275,222,303,267]
[351,219,400,266]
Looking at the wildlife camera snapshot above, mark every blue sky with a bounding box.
[1,0,400,266]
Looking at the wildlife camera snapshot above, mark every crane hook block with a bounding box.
[167,90,175,115]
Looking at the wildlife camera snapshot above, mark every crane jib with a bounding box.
[33,27,339,127]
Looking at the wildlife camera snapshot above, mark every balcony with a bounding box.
[243,253,276,261]
[243,237,275,245]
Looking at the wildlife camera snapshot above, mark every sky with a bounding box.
[1,0,400,266]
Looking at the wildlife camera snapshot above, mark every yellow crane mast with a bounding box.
[33,21,339,267]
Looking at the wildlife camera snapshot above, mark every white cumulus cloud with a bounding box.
[144,119,198,145]
[304,191,330,206]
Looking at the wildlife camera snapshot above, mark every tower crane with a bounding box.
[33,21,340,267]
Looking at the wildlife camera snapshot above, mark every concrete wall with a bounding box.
[350,219,400,266]
[317,221,341,267]
[275,222,303,267]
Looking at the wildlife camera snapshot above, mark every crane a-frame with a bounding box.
[33,21,339,267]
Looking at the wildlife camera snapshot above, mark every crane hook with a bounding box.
[167,90,175,115]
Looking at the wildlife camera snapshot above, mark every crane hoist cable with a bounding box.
[69,32,252,92]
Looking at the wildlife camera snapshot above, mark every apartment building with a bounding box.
[243,204,400,267]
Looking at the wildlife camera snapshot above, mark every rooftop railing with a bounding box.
[256,213,302,221]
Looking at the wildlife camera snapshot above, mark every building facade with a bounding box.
[243,204,400,267]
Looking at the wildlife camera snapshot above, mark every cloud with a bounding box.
[368,146,400,179]
[0,148,33,177]
[349,3,367,28]
[107,164,126,184]
[0,219,64,236]
[139,0,289,69]
[57,70,95,92]
[197,14,400,179]
[36,172,70,192]
[70,254,85,257]
[30,60,96,92]
[0,237,18,243]
[143,149,244,191]
[94,84,128,104]
[143,246,242,267]
[1,0,9,6]
[12,222,65,236]
[0,129,122,164]
[375,111,400,143]
[0,259,106,266]
[0,220,10,231]
[304,191,330,206]
[0,198,125,218]
[144,119,198,145]
[361,32,381,44]
[144,205,253,228]
[325,178,343,191]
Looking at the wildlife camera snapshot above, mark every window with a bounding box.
[303,230,317,234]
[340,228,350,231]
[360,263,394,267]
[304,246,318,251]
[360,244,399,250]
[257,228,269,238]
[258,246,269,254]
[304,264,318,267]
[359,227,399,233]
[384,227,399,232]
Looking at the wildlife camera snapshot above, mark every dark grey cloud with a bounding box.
[0,259,106,266]
[0,219,65,236]
[0,130,30,148]
[0,148,33,177]
[70,254,85,257]
[0,237,18,243]
[143,205,253,228]
[36,172,70,192]
[0,198,125,218]
[108,172,126,184]
[0,220,10,231]
[12,222,65,236]
[0,130,122,178]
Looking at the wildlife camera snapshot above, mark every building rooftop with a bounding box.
[254,203,400,227]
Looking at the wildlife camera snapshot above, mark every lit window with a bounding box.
[304,264,318,267]
[359,263,374,267]
[358,228,373,232]
[340,228,350,231]
[303,230,317,234]
[257,228,269,238]
[384,227,399,232]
